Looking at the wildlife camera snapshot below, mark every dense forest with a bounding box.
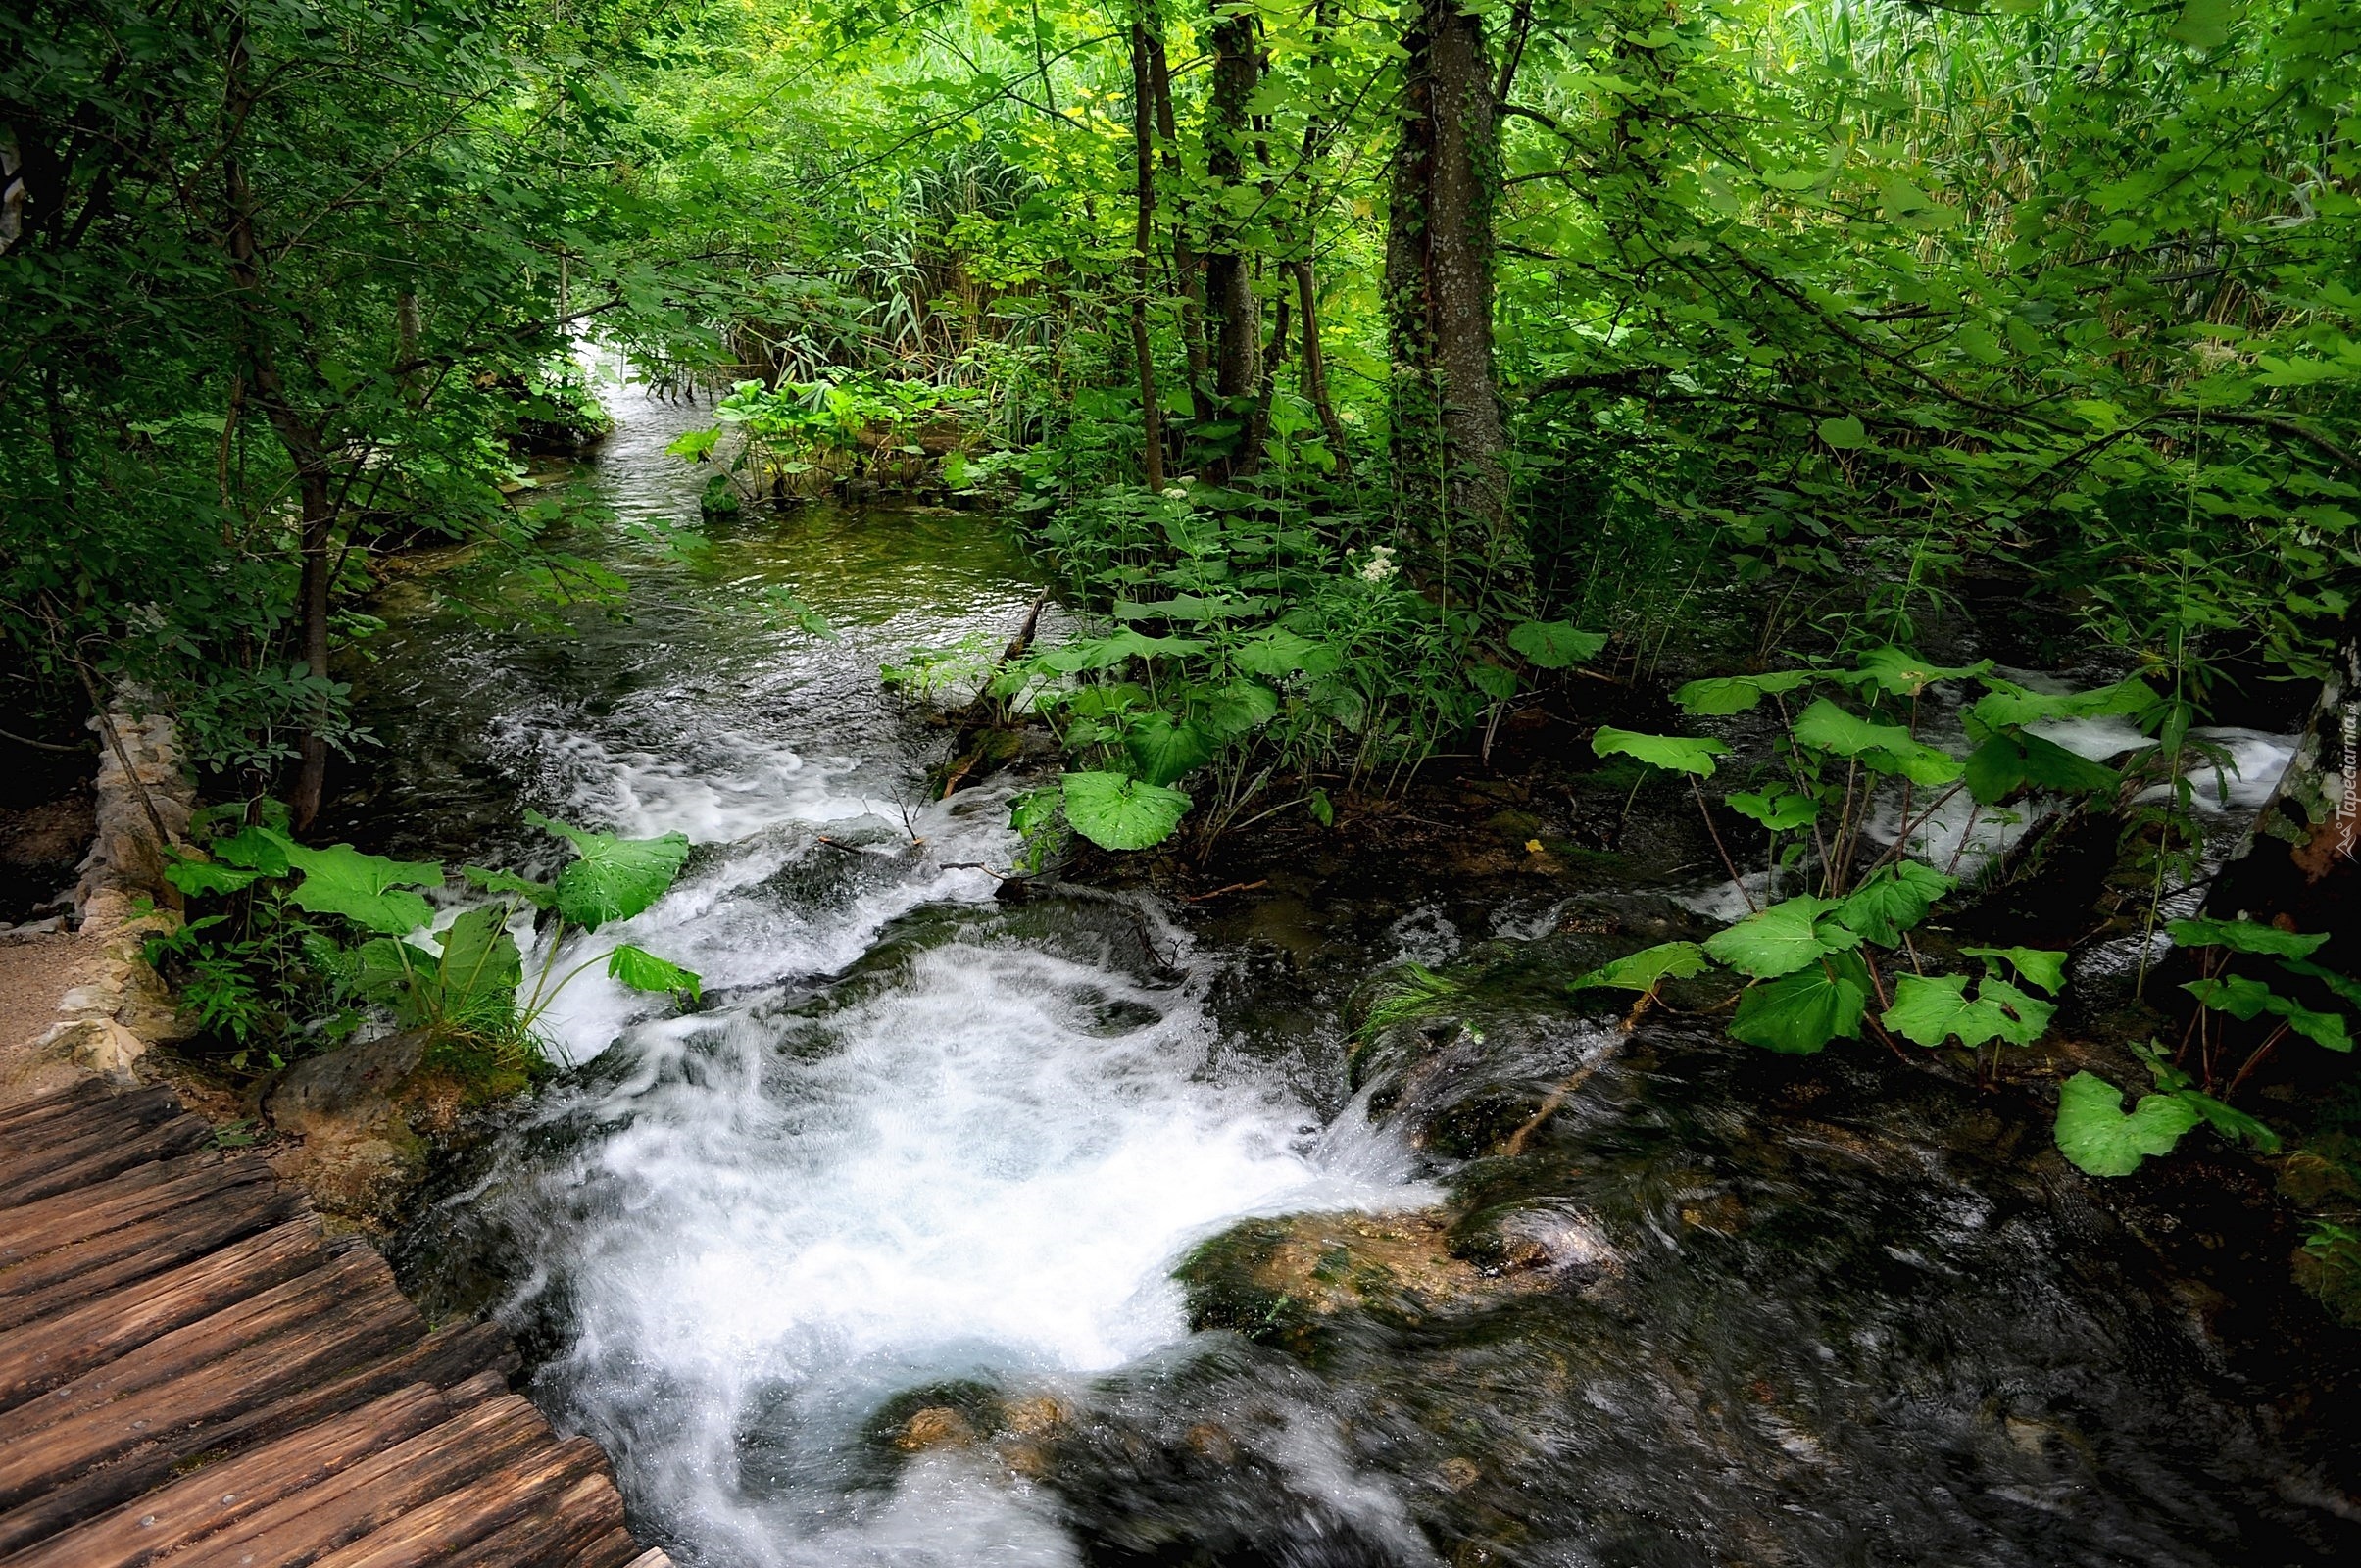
[5,1,2361,1562]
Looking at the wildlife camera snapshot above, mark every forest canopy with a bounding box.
[4,0,2357,809]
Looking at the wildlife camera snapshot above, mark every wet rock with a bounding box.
[264,1030,432,1229]
[1177,1209,1561,1354]
[896,1406,975,1451]
[1448,1200,1618,1283]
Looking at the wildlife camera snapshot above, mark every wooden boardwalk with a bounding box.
[0,1081,667,1568]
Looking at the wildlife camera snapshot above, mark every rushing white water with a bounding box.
[391,382,1423,1566]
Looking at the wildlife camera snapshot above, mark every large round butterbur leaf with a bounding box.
[1845,646,1992,697]
[1200,680,1279,738]
[282,842,444,935]
[1591,726,1730,777]
[1730,958,1869,1054]
[1704,896,1858,978]
[1962,946,2069,995]
[527,810,691,931]
[1674,669,1815,716]
[1790,699,1962,785]
[2054,1072,2199,1177]
[1058,771,1192,851]
[1833,862,1953,946]
[1124,711,1218,786]
[1506,620,1606,669]
[2165,917,2331,960]
[608,943,703,1004]
[165,854,263,898]
[1725,788,1819,830]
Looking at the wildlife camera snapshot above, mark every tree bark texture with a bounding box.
[1129,18,1166,490]
[1204,9,1261,434]
[1386,0,1510,566]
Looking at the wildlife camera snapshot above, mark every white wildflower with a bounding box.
[1161,486,1189,499]
[1358,545,1398,585]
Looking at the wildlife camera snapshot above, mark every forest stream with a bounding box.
[326,383,2359,1568]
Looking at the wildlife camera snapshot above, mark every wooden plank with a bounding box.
[0,1320,502,1557]
[0,1080,114,1139]
[300,1434,609,1568]
[0,1114,213,1206]
[617,1552,676,1568]
[0,1179,302,1331]
[8,1244,403,1439]
[0,1093,189,1191]
[0,1251,420,1512]
[175,1396,559,1568]
[438,1469,626,1568]
[0,1152,272,1262]
[0,1218,326,1413]
[566,1527,654,1568]
[0,1383,455,1568]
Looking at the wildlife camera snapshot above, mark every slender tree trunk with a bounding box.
[1144,23,1205,432]
[222,26,336,828]
[1204,7,1260,466]
[1291,258,1351,457]
[1386,0,1511,574]
[1129,17,1165,490]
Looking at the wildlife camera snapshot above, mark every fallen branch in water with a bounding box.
[1183,879,1266,903]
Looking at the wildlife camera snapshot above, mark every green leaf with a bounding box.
[210,827,290,875]
[1233,629,1339,677]
[1726,788,1819,830]
[1673,669,1816,715]
[2178,1088,2280,1152]
[1125,712,1218,785]
[2054,1072,2200,1177]
[1816,415,1869,449]
[1469,663,1518,703]
[1978,977,2055,1045]
[1963,731,2118,803]
[2166,0,2235,50]
[2165,917,2330,959]
[461,865,561,909]
[283,842,444,935]
[608,943,703,1003]
[1058,771,1193,851]
[1789,699,1961,785]
[1967,677,2156,733]
[1730,956,1869,1054]
[2184,975,2349,1050]
[1705,896,1860,978]
[1832,862,1953,946]
[1845,647,1992,697]
[1881,973,2000,1048]
[2281,958,2361,1009]
[1962,946,2069,995]
[165,855,263,898]
[1569,941,1710,996]
[1506,620,1607,669]
[349,936,434,1005]
[1201,679,1280,737]
[526,811,691,931]
[1591,726,1729,777]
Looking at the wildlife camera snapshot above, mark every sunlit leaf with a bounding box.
[1058,770,1192,851]
[2054,1072,2199,1177]
[608,942,703,1003]
[1592,726,1729,777]
[1569,941,1710,996]
[526,810,691,931]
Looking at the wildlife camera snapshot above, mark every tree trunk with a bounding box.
[1129,18,1165,491]
[1385,0,1511,575]
[1291,259,1351,458]
[1144,24,1205,433]
[2204,619,2361,971]
[221,25,336,829]
[1203,8,1260,464]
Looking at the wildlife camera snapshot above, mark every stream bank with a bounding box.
[317,380,2361,1566]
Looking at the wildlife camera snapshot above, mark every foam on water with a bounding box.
[388,380,1424,1565]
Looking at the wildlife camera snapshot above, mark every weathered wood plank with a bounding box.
[0,1114,213,1205]
[439,1469,627,1568]
[301,1434,609,1568]
[0,1321,505,1556]
[0,1080,115,1139]
[175,1396,559,1568]
[0,1218,326,1413]
[616,1551,677,1568]
[0,1178,301,1331]
[0,1093,189,1192]
[566,1526,655,1568]
[0,1152,273,1262]
[0,1383,455,1568]
[8,1244,405,1440]
[0,1252,419,1512]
